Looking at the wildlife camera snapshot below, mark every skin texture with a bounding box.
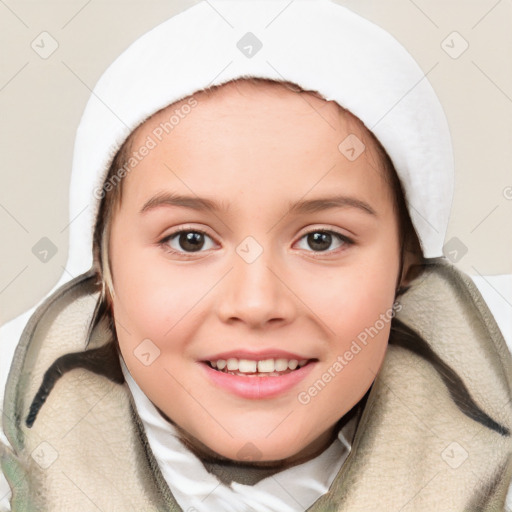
[109,80,418,468]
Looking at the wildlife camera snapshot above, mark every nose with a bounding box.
[215,248,296,329]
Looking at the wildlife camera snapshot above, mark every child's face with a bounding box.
[109,81,402,464]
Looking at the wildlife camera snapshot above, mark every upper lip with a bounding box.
[201,349,315,362]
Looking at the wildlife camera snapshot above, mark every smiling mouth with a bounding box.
[204,357,317,377]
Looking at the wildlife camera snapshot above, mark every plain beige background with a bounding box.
[1,0,511,326]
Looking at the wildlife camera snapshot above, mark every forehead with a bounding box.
[139,80,364,144]
[122,80,391,213]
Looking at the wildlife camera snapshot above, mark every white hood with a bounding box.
[67,0,453,280]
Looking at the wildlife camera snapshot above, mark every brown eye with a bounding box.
[296,230,353,254]
[160,229,215,254]
[306,232,333,252]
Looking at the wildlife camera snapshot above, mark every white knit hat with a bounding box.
[66,0,454,281]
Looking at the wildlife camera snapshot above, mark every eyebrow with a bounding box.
[140,192,232,214]
[288,196,377,217]
[140,192,377,217]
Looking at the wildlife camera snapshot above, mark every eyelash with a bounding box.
[158,226,355,259]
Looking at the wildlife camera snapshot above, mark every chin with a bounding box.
[218,441,302,464]
[184,429,303,464]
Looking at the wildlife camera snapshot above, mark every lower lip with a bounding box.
[199,361,317,399]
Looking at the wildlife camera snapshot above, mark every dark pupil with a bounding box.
[180,232,204,252]
[308,232,331,252]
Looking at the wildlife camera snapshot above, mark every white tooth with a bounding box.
[257,359,275,372]
[216,359,226,370]
[275,358,288,371]
[226,358,239,371]
[298,359,308,367]
[238,359,257,373]
[288,359,298,370]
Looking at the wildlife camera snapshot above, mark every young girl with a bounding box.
[1,1,511,510]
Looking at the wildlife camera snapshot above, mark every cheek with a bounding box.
[110,246,209,402]
[111,247,204,341]
[302,241,399,333]
[296,242,398,410]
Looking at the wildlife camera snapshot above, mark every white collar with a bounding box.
[120,357,353,512]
